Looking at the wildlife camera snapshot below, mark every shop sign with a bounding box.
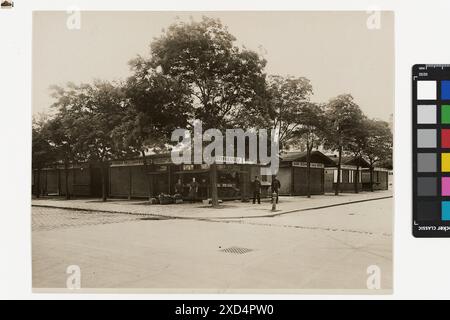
[111,159,144,167]
[292,162,324,169]
[215,156,245,164]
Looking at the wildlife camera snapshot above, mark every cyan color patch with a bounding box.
[442,201,450,221]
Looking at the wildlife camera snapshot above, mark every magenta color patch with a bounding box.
[442,177,450,196]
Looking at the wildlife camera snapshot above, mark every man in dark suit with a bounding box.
[271,175,281,204]
[252,176,261,204]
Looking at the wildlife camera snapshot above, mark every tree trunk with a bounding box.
[44,169,48,196]
[72,164,76,199]
[142,151,152,201]
[57,166,61,196]
[306,143,312,198]
[64,159,70,200]
[35,168,41,198]
[128,166,132,200]
[101,161,107,202]
[210,162,219,207]
[370,166,374,192]
[335,146,342,196]
[354,165,360,194]
[240,172,246,202]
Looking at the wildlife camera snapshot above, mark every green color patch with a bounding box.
[441,105,450,124]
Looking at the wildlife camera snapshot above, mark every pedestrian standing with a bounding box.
[199,178,208,200]
[271,175,281,204]
[252,176,261,204]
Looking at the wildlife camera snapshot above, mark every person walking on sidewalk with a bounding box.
[252,176,261,204]
[189,178,199,203]
[271,175,281,204]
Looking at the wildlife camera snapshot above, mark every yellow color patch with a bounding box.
[442,153,450,172]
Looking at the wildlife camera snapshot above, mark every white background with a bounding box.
[1,0,450,300]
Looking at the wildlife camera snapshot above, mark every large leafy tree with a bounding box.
[147,16,268,206]
[32,115,56,198]
[150,16,267,130]
[345,117,369,194]
[323,94,364,195]
[50,83,96,199]
[291,102,326,198]
[51,81,137,202]
[43,89,87,200]
[362,119,393,191]
[266,75,313,151]
[43,115,77,200]
[114,64,193,199]
[80,81,138,201]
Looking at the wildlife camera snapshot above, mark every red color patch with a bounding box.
[442,129,450,148]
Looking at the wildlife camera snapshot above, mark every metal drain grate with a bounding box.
[220,246,253,254]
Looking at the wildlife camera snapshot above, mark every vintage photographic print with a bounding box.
[32,11,394,293]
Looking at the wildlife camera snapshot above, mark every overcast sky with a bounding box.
[33,11,394,121]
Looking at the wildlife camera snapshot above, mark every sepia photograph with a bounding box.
[31,11,394,293]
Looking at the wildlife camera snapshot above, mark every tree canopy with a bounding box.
[266,75,313,151]
[149,16,268,131]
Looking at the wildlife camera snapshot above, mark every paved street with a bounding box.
[32,193,392,292]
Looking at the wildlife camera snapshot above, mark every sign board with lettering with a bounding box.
[110,159,144,167]
[292,162,324,169]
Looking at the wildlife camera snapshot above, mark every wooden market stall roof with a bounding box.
[279,150,336,167]
[326,155,371,168]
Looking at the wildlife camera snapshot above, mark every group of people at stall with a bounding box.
[172,175,281,204]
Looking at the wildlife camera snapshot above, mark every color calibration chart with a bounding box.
[413,65,450,237]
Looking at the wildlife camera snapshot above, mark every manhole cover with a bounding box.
[220,246,253,254]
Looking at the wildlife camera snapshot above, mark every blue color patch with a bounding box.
[442,201,450,221]
[442,81,450,100]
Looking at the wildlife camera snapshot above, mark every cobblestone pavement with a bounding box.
[32,207,160,232]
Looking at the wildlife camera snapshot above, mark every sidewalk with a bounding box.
[32,190,393,220]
